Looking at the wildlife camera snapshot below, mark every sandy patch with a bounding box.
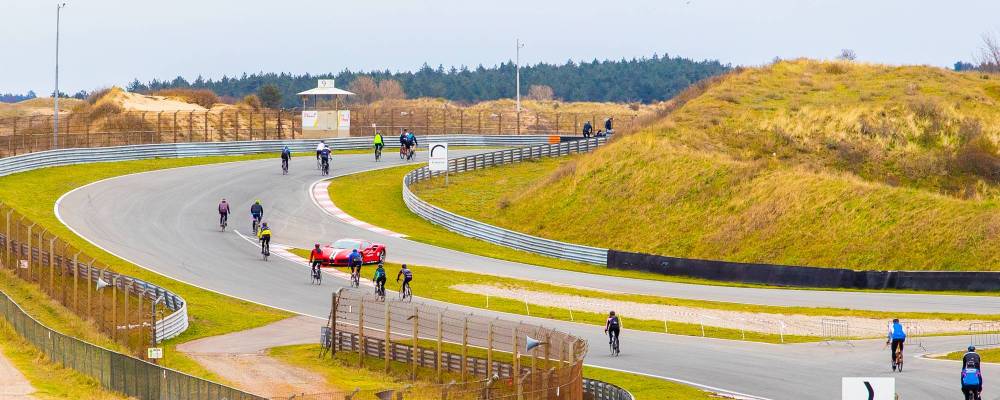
[177,316,336,398]
[453,284,984,338]
[109,90,206,112]
[0,350,36,399]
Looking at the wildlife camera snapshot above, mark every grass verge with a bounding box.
[0,321,125,399]
[938,348,1000,363]
[270,343,715,400]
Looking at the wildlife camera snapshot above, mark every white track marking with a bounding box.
[310,179,406,238]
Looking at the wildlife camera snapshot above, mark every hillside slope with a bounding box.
[412,60,1000,271]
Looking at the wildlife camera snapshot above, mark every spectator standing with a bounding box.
[605,117,614,134]
[582,121,593,138]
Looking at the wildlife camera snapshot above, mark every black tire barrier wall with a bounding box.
[607,250,1000,292]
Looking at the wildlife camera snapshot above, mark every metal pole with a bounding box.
[54,3,67,148]
[515,38,523,113]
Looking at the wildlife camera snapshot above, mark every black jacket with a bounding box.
[964,352,981,370]
[605,119,613,130]
[250,203,263,216]
[582,122,593,134]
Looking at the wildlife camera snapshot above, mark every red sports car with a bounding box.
[318,239,386,266]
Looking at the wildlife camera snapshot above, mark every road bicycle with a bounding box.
[350,268,360,288]
[251,216,261,236]
[260,239,270,261]
[321,158,330,176]
[310,265,322,285]
[406,146,416,161]
[374,282,385,301]
[609,332,620,356]
[399,145,407,160]
[893,348,903,372]
[375,145,382,162]
[219,213,228,232]
[281,158,289,175]
[398,281,412,302]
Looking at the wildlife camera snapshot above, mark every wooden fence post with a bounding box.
[461,317,468,381]
[487,321,494,378]
[172,111,178,143]
[436,311,443,382]
[512,327,519,384]
[111,276,118,341]
[358,296,365,368]
[48,237,56,293]
[219,111,225,142]
[188,111,194,142]
[410,307,418,380]
[204,111,209,142]
[384,299,391,373]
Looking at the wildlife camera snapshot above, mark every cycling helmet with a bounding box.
[969,345,976,352]
[261,222,268,228]
[609,311,616,316]
[314,243,320,248]
[255,199,261,204]
[401,264,408,268]
[892,318,899,323]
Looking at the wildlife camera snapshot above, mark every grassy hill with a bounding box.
[412,60,1000,271]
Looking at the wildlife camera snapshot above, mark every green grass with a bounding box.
[939,347,1000,363]
[407,61,1000,273]
[293,250,999,343]
[325,164,801,288]
[0,154,294,380]
[270,343,715,400]
[0,321,125,399]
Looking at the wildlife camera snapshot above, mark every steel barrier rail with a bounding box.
[0,135,557,178]
[582,379,634,400]
[402,137,611,265]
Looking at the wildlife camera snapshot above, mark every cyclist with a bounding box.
[399,128,408,150]
[308,243,324,274]
[250,200,264,233]
[406,129,418,155]
[348,249,363,277]
[281,145,291,173]
[396,264,413,295]
[604,311,620,349]
[319,145,331,173]
[218,198,230,227]
[887,318,906,371]
[373,130,384,160]
[373,262,387,297]
[257,222,271,256]
[962,346,983,400]
[315,140,327,162]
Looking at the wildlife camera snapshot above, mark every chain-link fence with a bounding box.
[324,289,586,400]
[0,203,187,354]
[0,289,265,399]
[0,109,636,158]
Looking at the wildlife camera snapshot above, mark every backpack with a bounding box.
[963,368,981,386]
[608,316,620,329]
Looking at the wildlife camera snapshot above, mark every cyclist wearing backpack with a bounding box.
[963,346,983,400]
[604,311,620,346]
[373,263,387,296]
[281,145,291,172]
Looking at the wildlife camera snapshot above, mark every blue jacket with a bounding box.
[888,322,906,340]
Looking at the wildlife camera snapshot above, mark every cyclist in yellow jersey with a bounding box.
[257,222,271,256]
[373,131,384,161]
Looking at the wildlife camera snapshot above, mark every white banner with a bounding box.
[842,377,894,400]
[301,111,318,129]
[428,143,448,172]
[318,79,335,88]
[338,110,351,130]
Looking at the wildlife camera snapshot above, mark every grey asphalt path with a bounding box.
[56,153,999,399]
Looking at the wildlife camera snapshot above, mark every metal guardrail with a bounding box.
[970,322,1000,348]
[582,379,633,400]
[0,135,556,178]
[402,137,611,265]
[0,289,266,400]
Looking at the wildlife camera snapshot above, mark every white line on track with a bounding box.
[310,179,406,238]
[52,155,776,400]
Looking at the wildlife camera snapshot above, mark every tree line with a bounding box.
[123,54,729,108]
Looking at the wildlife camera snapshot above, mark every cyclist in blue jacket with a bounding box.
[887,318,906,371]
[963,346,983,400]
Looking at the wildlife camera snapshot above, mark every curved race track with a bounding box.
[57,152,997,400]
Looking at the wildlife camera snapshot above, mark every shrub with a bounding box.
[824,63,848,74]
[151,88,218,108]
[88,99,123,119]
[955,135,1000,182]
[86,87,114,104]
[101,113,152,133]
[240,94,262,111]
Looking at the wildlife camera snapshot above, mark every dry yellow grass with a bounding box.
[412,60,1000,271]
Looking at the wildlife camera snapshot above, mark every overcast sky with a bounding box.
[2,0,999,95]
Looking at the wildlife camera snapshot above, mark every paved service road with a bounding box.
[58,153,998,399]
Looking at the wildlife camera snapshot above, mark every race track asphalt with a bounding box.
[56,152,998,400]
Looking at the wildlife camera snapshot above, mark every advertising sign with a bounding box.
[147,348,164,359]
[318,79,336,88]
[302,111,319,129]
[428,143,448,172]
[337,110,351,130]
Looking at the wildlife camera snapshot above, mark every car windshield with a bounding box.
[332,240,361,250]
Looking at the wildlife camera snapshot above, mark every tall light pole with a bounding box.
[54,2,67,148]
[515,38,524,113]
